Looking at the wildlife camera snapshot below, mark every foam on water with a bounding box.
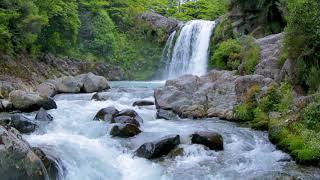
[24,81,320,180]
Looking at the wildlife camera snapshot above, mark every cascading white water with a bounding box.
[163,20,217,79]
[23,82,320,180]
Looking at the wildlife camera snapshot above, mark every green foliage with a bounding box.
[234,103,254,122]
[167,0,228,21]
[302,98,320,131]
[269,118,320,165]
[284,0,320,92]
[212,16,234,49]
[240,36,260,74]
[210,39,242,70]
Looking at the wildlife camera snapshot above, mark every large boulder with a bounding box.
[56,76,82,93]
[32,147,62,180]
[133,100,154,107]
[56,73,110,94]
[75,72,110,93]
[0,126,49,179]
[9,90,57,112]
[135,135,180,159]
[93,107,119,121]
[36,82,57,97]
[110,123,141,138]
[254,33,283,80]
[0,115,37,134]
[191,132,224,151]
[35,108,53,122]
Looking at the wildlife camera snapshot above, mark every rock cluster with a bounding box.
[94,107,143,138]
[154,71,274,120]
[37,72,110,96]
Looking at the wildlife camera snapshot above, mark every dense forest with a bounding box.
[0,0,227,79]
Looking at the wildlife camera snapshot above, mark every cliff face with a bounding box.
[228,0,286,38]
[0,54,125,97]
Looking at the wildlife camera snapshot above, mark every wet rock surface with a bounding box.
[154,70,273,119]
[0,115,37,134]
[191,132,224,151]
[93,107,119,121]
[133,100,154,107]
[9,90,57,112]
[135,135,180,159]
[0,126,49,180]
[35,108,53,122]
[110,123,141,138]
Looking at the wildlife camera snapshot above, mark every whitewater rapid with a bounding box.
[23,81,320,180]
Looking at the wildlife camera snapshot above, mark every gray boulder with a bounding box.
[35,108,53,122]
[154,70,274,120]
[254,33,283,79]
[93,107,119,121]
[9,90,57,112]
[75,72,110,93]
[36,82,57,97]
[156,109,177,120]
[0,115,38,134]
[32,147,62,180]
[110,123,141,138]
[56,76,82,93]
[0,99,13,112]
[191,132,224,151]
[0,126,49,179]
[135,135,180,159]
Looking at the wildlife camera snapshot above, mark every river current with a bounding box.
[23,81,320,180]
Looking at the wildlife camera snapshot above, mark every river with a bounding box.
[22,81,320,180]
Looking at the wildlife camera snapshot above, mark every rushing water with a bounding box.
[162,20,217,79]
[24,81,319,180]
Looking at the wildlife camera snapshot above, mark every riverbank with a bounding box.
[0,53,125,98]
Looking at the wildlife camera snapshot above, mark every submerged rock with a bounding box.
[0,126,49,179]
[0,115,37,134]
[191,132,224,151]
[135,135,180,159]
[93,107,119,121]
[133,100,154,107]
[110,123,141,138]
[9,90,57,112]
[35,108,53,122]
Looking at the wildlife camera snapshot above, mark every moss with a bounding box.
[269,115,320,166]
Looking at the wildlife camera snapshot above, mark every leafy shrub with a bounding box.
[209,39,242,70]
[239,36,260,74]
[284,0,320,93]
[234,103,254,122]
[303,98,320,131]
[212,16,235,48]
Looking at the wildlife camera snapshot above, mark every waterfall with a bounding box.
[162,20,217,79]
